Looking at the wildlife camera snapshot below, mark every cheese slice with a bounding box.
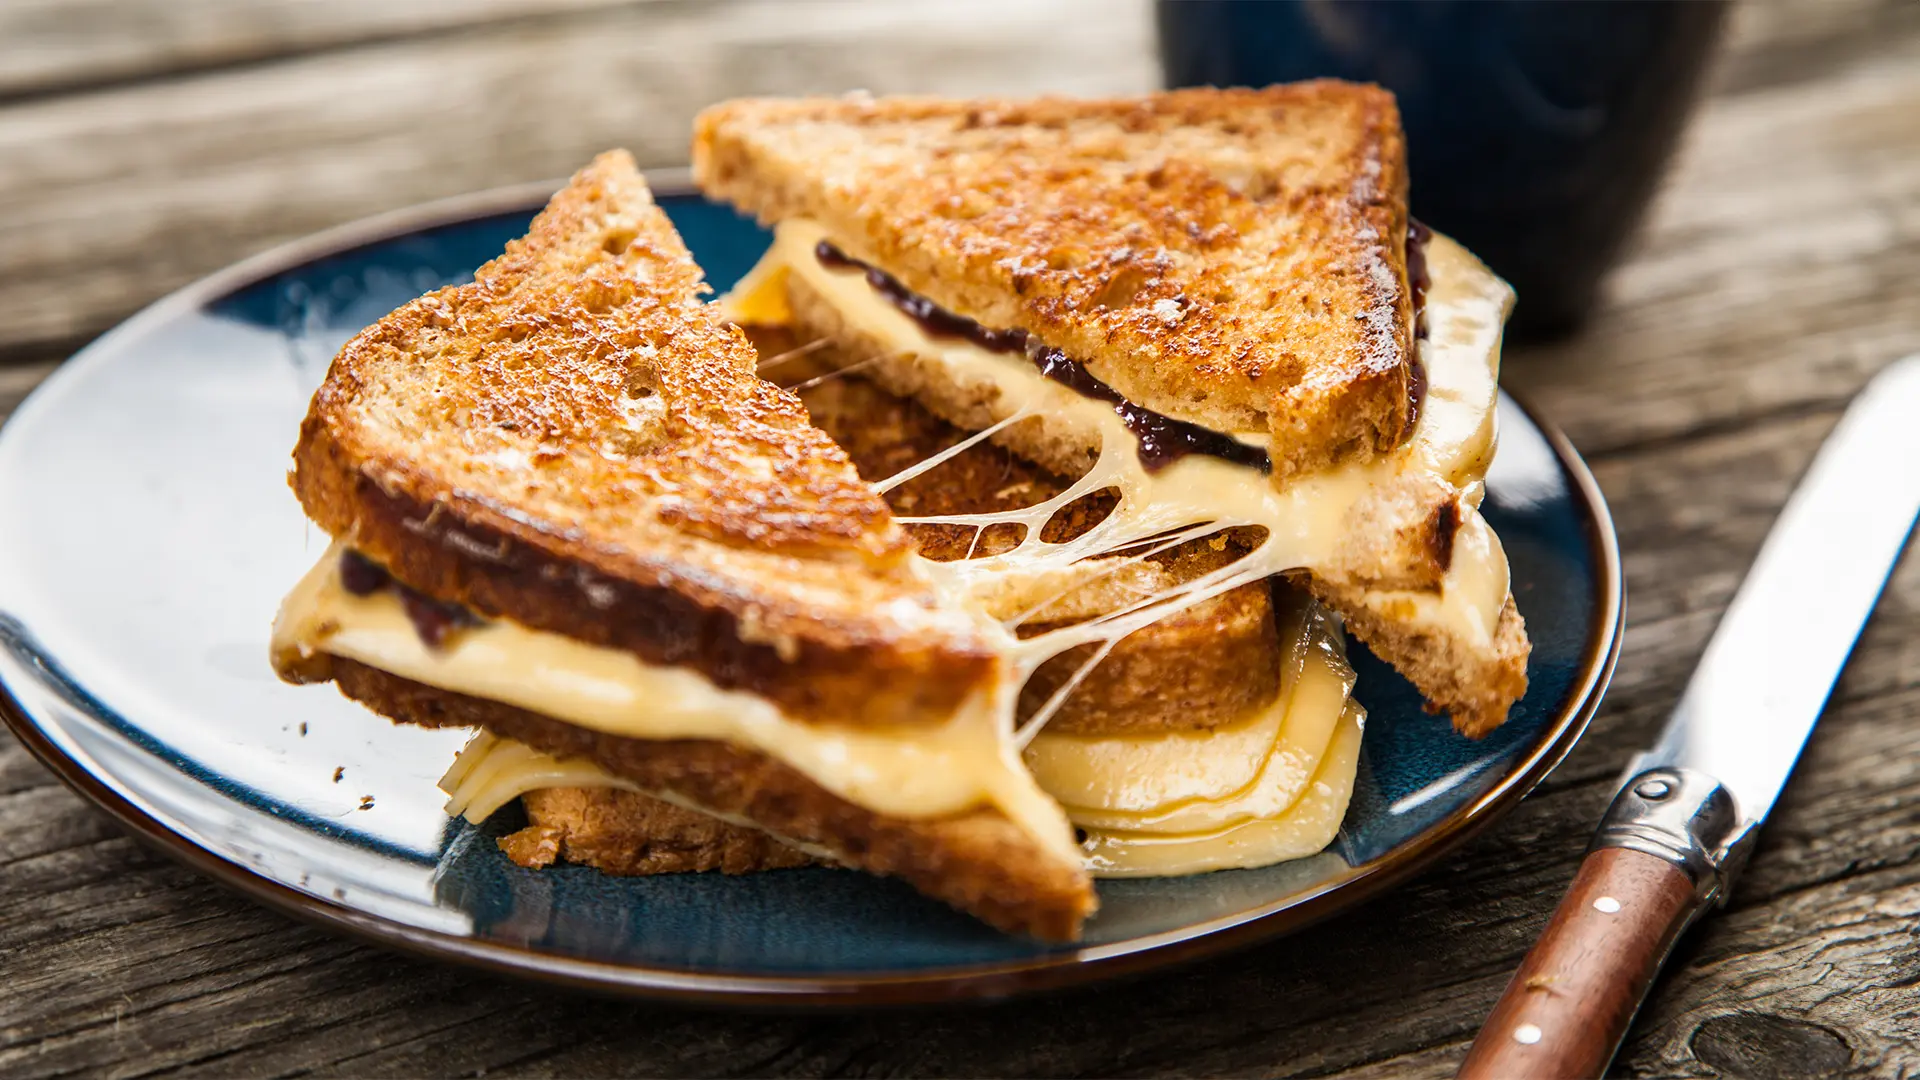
[270,542,1080,864]
[1054,601,1356,834]
[1023,687,1292,812]
[440,730,640,822]
[1080,701,1364,878]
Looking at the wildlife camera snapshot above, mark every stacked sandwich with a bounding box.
[272,83,1528,941]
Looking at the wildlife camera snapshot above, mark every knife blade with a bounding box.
[1459,354,1920,1079]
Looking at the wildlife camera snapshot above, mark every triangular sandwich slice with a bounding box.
[270,151,1094,939]
[694,84,1530,737]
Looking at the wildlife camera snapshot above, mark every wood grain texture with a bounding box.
[1459,848,1704,1079]
[0,0,1155,364]
[1,0,1918,1077]
[0,0,640,101]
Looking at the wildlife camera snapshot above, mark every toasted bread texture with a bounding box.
[285,150,999,728]
[501,787,818,875]
[332,660,1094,941]
[694,83,1415,483]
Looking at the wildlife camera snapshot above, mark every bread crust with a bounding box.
[504,788,818,875]
[694,84,1415,484]
[287,151,999,728]
[331,660,1096,941]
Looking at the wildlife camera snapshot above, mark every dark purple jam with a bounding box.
[1408,218,1433,342]
[337,547,480,649]
[814,242,1270,474]
[1029,347,1269,473]
[338,548,391,595]
[815,241,1028,354]
[1406,219,1433,433]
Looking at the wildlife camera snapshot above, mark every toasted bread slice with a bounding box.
[334,660,1092,941]
[502,788,818,875]
[694,83,1415,484]
[277,152,1095,939]
[283,150,996,729]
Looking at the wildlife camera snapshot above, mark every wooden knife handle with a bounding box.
[1457,846,1707,1078]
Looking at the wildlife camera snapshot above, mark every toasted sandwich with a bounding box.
[691,83,1529,738]
[439,85,1531,897]
[269,151,1096,940]
[451,333,1369,881]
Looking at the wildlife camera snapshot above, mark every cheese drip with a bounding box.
[1029,595,1355,830]
[270,543,1080,865]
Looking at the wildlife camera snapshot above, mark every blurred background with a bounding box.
[3,0,1914,381]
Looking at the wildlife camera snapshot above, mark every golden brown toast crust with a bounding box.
[694,83,1415,483]
[330,660,1095,941]
[503,788,818,875]
[287,151,998,727]
[1311,584,1529,739]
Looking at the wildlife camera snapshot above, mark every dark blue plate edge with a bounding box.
[0,172,1624,1007]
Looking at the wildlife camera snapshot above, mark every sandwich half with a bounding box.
[269,151,1095,940]
[693,83,1530,737]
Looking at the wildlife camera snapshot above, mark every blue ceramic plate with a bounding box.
[0,175,1621,1004]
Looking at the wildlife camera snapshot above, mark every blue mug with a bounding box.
[1158,0,1729,338]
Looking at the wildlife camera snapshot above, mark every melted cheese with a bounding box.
[1046,601,1357,834]
[730,218,1515,665]
[1080,702,1364,878]
[271,543,1079,864]
[1023,688,1292,812]
[440,730,640,821]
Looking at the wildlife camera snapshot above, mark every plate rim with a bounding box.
[0,172,1624,1006]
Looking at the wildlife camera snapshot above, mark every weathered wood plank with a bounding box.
[1,394,1915,1077]
[1619,860,1920,1077]
[0,0,638,101]
[0,0,1156,364]
[1505,24,1920,458]
[1712,0,1920,95]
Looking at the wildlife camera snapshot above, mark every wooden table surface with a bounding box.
[3,1,1918,1076]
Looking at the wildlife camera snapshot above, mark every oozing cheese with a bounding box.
[727,219,1515,661]
[1021,589,1364,877]
[270,543,1080,864]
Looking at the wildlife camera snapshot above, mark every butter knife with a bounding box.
[1458,354,1920,1079]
